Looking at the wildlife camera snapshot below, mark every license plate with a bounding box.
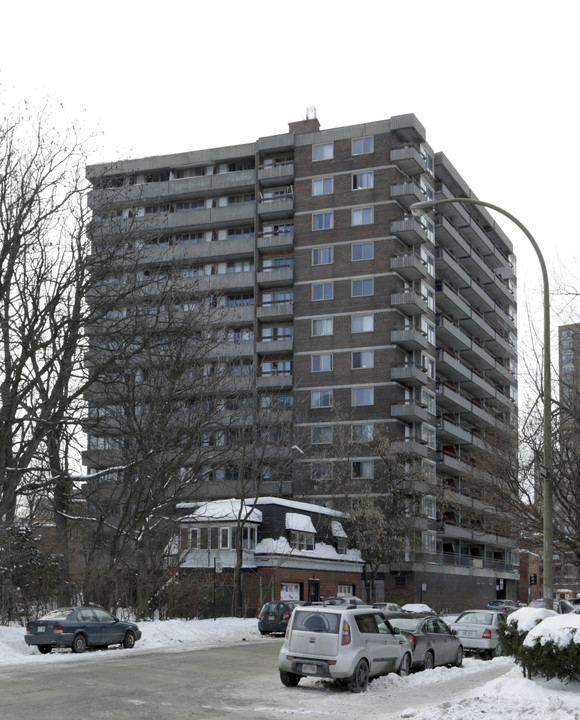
[37,626,45,633]
[302,663,317,675]
[268,615,275,620]
[459,630,475,637]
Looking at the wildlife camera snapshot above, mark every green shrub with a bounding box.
[498,620,526,658]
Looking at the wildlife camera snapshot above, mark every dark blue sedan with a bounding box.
[25,606,142,654]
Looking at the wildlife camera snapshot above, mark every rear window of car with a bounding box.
[390,617,421,631]
[39,608,75,620]
[292,611,341,633]
[457,612,493,625]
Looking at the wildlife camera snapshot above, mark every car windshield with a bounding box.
[293,610,341,633]
[39,608,75,620]
[456,612,493,625]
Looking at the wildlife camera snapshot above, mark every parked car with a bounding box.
[320,596,368,606]
[487,599,518,614]
[402,603,436,614]
[450,609,506,658]
[278,604,412,692]
[372,601,404,613]
[25,606,142,654]
[257,600,304,635]
[388,612,463,670]
[529,598,574,613]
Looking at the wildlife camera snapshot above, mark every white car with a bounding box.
[450,609,507,658]
[278,604,413,692]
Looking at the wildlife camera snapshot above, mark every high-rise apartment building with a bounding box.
[86,112,519,608]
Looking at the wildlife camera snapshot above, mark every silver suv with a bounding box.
[278,603,413,692]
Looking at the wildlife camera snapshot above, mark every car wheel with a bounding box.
[71,634,87,653]
[423,650,435,670]
[279,670,301,687]
[490,643,502,659]
[348,659,369,693]
[454,646,464,667]
[398,652,412,677]
[123,631,136,649]
[38,645,52,654]
[259,630,269,636]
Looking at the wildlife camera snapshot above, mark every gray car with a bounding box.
[279,604,412,692]
[450,609,506,659]
[529,598,574,613]
[388,612,463,670]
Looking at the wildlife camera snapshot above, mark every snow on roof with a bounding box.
[285,513,316,533]
[250,496,345,518]
[331,520,347,538]
[180,499,262,524]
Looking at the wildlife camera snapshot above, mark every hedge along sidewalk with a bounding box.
[500,607,580,682]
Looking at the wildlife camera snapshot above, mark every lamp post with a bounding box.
[410,197,553,608]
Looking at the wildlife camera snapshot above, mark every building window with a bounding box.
[312,177,334,195]
[290,530,315,551]
[313,143,334,161]
[352,423,373,442]
[421,389,436,415]
[352,350,374,369]
[352,242,374,261]
[422,495,437,519]
[312,247,333,265]
[352,460,374,479]
[351,314,374,333]
[312,426,333,444]
[422,531,437,554]
[352,387,374,406]
[312,282,333,301]
[311,462,333,482]
[313,212,334,230]
[421,423,436,449]
[312,390,333,408]
[421,353,436,380]
[352,207,374,226]
[352,137,373,155]
[312,353,333,372]
[312,318,333,336]
[352,172,374,190]
[352,278,374,297]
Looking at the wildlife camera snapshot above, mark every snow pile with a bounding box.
[523,612,580,649]
[508,606,557,632]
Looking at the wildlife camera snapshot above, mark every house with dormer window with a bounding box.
[174,496,363,611]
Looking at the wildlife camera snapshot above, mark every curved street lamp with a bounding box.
[410,197,553,608]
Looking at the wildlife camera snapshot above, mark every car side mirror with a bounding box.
[392,626,401,635]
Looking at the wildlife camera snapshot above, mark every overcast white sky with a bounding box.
[2,0,579,392]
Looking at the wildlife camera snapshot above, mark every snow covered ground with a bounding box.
[1,612,580,719]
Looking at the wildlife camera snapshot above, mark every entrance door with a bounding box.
[308,579,320,603]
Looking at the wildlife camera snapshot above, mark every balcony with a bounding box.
[391,363,429,387]
[436,449,473,477]
[392,438,429,457]
[257,373,293,390]
[462,339,496,371]
[435,216,470,256]
[460,278,495,314]
[436,316,470,351]
[390,146,427,176]
[258,162,294,186]
[435,248,471,287]
[391,290,429,315]
[435,282,471,320]
[256,338,293,355]
[257,303,294,322]
[391,252,428,281]
[463,369,499,399]
[391,217,429,246]
[391,327,430,351]
[391,401,430,424]
[257,230,294,252]
[436,349,471,382]
[460,308,496,342]
[257,267,293,287]
[463,402,497,428]
[390,181,425,210]
[436,417,472,445]
[436,383,471,413]
[258,196,294,219]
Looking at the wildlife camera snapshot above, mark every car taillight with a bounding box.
[283,611,290,620]
[341,620,352,645]
[26,625,30,632]
[54,624,63,634]
[482,628,492,639]
[404,632,417,649]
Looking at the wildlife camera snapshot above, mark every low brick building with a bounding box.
[175,497,363,613]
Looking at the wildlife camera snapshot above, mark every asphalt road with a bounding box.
[0,638,513,720]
